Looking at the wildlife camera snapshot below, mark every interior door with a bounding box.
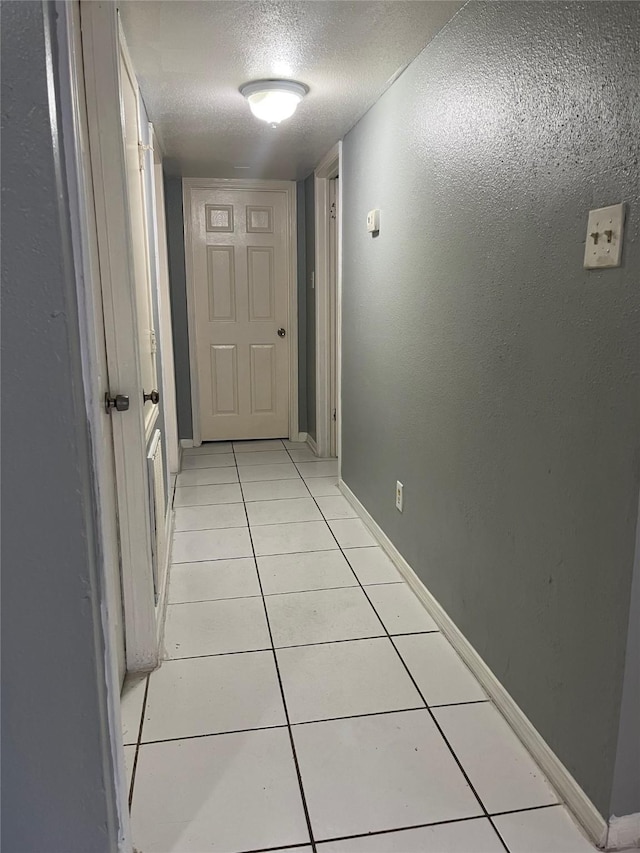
[189,187,291,441]
[81,2,159,671]
[66,1,126,684]
[119,41,158,435]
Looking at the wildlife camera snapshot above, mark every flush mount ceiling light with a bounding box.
[240,80,308,126]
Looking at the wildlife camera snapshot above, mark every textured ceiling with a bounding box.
[119,1,463,180]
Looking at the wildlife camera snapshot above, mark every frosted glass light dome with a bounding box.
[240,80,308,125]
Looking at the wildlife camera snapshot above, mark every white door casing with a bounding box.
[184,180,298,443]
[329,176,338,458]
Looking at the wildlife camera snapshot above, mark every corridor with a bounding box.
[121,441,596,853]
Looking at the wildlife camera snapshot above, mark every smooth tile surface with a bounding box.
[132,729,309,852]
[236,450,291,466]
[306,477,341,497]
[344,546,401,585]
[366,583,439,634]
[174,503,247,532]
[433,703,559,813]
[278,637,423,723]
[297,460,339,479]
[183,441,232,455]
[171,527,253,563]
[121,674,146,745]
[169,558,260,604]
[238,462,300,482]
[164,597,270,658]
[176,467,239,487]
[328,518,377,548]
[247,497,322,526]
[233,439,285,452]
[173,483,242,507]
[258,550,357,595]
[251,520,338,556]
[266,586,384,647]
[316,495,358,519]
[142,652,285,742]
[242,478,310,501]
[181,452,236,469]
[394,633,487,706]
[493,805,597,852]
[293,710,482,839]
[319,818,505,852]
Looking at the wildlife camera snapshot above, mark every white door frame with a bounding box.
[81,0,158,672]
[183,178,299,446]
[314,142,343,460]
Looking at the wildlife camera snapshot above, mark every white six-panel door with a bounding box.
[188,186,293,441]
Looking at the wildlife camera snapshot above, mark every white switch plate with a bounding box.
[584,203,625,269]
[367,209,380,233]
[395,481,403,512]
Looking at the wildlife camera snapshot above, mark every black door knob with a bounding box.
[277,328,286,337]
[105,393,130,414]
[143,389,160,405]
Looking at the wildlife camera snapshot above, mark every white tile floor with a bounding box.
[122,439,599,853]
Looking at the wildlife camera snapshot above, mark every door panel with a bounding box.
[208,247,236,321]
[190,187,291,441]
[250,344,276,413]
[211,345,239,415]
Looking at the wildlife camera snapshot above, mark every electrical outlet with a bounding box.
[395,481,403,512]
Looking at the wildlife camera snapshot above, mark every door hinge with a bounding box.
[150,328,157,354]
[332,408,337,421]
[138,141,153,171]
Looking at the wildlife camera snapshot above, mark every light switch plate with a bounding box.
[584,203,625,269]
[367,209,380,233]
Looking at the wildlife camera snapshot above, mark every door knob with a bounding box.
[105,392,130,414]
[277,328,286,337]
[143,389,160,404]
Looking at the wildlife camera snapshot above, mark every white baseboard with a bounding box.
[293,431,308,443]
[180,438,194,449]
[339,478,609,848]
[607,814,640,850]
[306,434,319,456]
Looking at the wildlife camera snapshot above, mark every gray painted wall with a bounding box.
[610,497,640,816]
[1,1,118,848]
[304,173,317,440]
[341,0,640,818]
[164,179,309,439]
[164,176,193,439]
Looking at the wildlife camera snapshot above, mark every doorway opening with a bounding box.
[314,143,342,461]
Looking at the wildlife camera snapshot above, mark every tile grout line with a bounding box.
[128,673,150,810]
[166,580,403,606]
[159,629,443,661]
[283,445,513,853]
[237,446,318,853]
